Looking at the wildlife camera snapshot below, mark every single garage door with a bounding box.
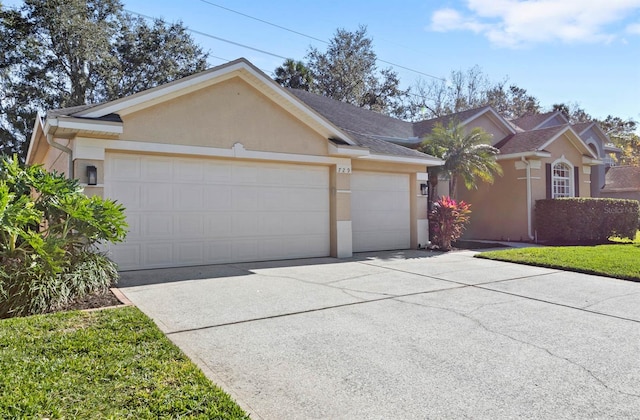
[105,153,330,270]
[351,171,410,252]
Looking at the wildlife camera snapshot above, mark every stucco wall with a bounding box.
[465,114,511,146]
[458,160,529,241]
[121,77,329,156]
[42,139,72,175]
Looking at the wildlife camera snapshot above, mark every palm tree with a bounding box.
[419,121,503,199]
[273,59,313,91]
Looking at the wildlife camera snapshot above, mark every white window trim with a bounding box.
[551,156,574,198]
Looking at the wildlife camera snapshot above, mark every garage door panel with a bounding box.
[109,243,141,268]
[174,242,205,265]
[107,154,330,270]
[175,214,205,238]
[352,171,410,253]
[141,157,172,181]
[110,155,140,180]
[144,243,173,267]
[174,159,204,182]
[205,214,233,236]
[175,185,204,210]
[143,214,174,237]
[110,181,142,209]
[203,163,232,183]
[143,184,173,209]
[233,188,259,210]
[203,185,232,210]
[233,165,260,184]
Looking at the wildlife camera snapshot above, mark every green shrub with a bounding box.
[535,198,639,244]
[428,196,471,251]
[0,155,127,318]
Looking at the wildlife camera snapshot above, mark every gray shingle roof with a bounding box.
[495,125,566,155]
[511,112,558,131]
[287,88,437,159]
[602,166,640,192]
[412,106,492,138]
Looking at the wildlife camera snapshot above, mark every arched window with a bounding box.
[552,161,573,198]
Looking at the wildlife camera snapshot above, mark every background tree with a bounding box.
[306,25,408,117]
[599,115,640,165]
[274,58,312,90]
[486,83,540,119]
[419,121,503,199]
[552,102,593,124]
[0,0,208,161]
[406,67,540,121]
[406,66,492,120]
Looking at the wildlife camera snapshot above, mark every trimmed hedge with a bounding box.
[535,198,639,244]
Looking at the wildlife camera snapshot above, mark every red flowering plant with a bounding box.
[428,196,471,251]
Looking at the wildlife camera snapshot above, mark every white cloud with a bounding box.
[429,0,640,48]
[627,22,640,33]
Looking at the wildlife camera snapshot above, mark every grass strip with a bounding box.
[0,306,248,419]
[477,243,640,282]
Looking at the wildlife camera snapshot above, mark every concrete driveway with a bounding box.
[118,250,640,419]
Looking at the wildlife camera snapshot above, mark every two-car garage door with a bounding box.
[105,153,330,270]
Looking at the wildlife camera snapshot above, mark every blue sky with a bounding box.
[6,0,640,121]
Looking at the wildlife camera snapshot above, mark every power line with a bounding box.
[125,9,289,61]
[198,0,328,45]
[193,1,445,81]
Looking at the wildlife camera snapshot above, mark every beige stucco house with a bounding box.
[27,58,443,270]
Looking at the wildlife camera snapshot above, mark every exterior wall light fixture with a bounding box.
[86,165,98,185]
[420,183,428,196]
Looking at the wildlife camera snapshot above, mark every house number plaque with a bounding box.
[336,165,352,174]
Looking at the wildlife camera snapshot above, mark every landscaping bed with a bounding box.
[0,306,248,419]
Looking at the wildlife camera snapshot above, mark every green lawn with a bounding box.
[0,306,248,419]
[477,232,640,281]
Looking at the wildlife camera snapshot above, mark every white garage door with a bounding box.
[351,171,411,252]
[105,153,330,270]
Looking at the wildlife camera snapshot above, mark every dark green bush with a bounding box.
[535,198,639,244]
[0,155,127,318]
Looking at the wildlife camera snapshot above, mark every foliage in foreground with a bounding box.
[477,242,640,282]
[0,156,128,318]
[0,306,248,419]
[429,196,471,251]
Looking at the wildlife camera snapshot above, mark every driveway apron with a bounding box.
[118,250,640,419]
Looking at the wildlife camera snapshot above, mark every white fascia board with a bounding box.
[537,127,598,159]
[26,113,45,164]
[358,153,444,166]
[328,142,370,157]
[497,151,551,160]
[79,62,248,119]
[75,138,351,167]
[582,156,603,166]
[54,117,123,135]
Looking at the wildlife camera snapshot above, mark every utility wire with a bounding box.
[125,9,289,61]
[194,0,445,81]
[198,0,328,44]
